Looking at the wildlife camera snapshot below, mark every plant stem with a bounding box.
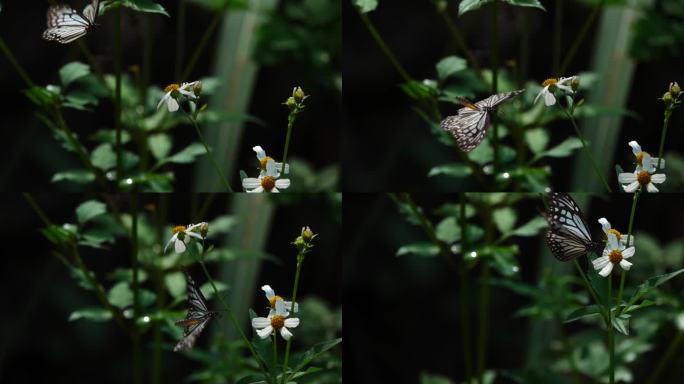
[559,1,604,74]
[552,0,563,75]
[131,191,142,384]
[490,1,500,173]
[477,261,490,383]
[356,10,412,83]
[282,250,305,383]
[647,329,684,384]
[0,37,35,87]
[656,107,672,170]
[114,5,123,186]
[185,113,233,191]
[458,194,473,381]
[573,260,608,323]
[616,190,639,315]
[608,276,614,384]
[180,6,226,82]
[281,110,298,176]
[175,0,186,82]
[273,334,278,375]
[434,4,483,80]
[560,107,612,192]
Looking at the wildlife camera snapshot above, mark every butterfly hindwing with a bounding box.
[544,193,602,262]
[43,0,99,44]
[441,89,524,152]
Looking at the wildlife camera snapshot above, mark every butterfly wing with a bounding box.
[544,193,599,262]
[475,89,525,109]
[82,0,100,24]
[184,270,210,312]
[43,3,93,44]
[174,271,217,352]
[173,316,212,352]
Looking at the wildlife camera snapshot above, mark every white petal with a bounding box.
[620,234,633,246]
[651,174,666,184]
[628,141,641,155]
[252,317,270,328]
[599,263,614,277]
[285,301,299,313]
[163,235,177,254]
[593,256,609,269]
[265,159,277,177]
[618,173,636,183]
[252,146,266,160]
[178,89,196,98]
[175,239,186,253]
[284,317,300,328]
[247,186,264,193]
[556,84,573,93]
[256,325,273,339]
[275,179,290,189]
[275,299,287,316]
[280,327,293,340]
[620,259,633,270]
[271,188,280,193]
[623,181,639,193]
[262,285,275,299]
[167,97,179,112]
[544,90,556,106]
[157,93,170,111]
[533,88,545,105]
[646,183,659,193]
[608,233,619,249]
[622,246,635,259]
[186,231,203,240]
[653,157,665,169]
[598,218,610,232]
[642,154,654,171]
[242,178,261,188]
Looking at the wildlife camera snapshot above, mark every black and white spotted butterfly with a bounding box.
[440,89,525,152]
[543,192,603,262]
[174,270,218,352]
[42,0,100,44]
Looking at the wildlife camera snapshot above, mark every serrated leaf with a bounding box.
[108,282,133,308]
[117,0,169,16]
[508,216,547,237]
[159,143,206,165]
[525,128,549,154]
[59,62,90,87]
[459,0,495,16]
[428,163,472,178]
[396,242,440,257]
[148,133,172,160]
[69,308,112,322]
[91,144,116,171]
[612,315,630,335]
[493,207,517,233]
[436,56,467,80]
[52,169,95,184]
[542,137,583,158]
[501,0,546,11]
[76,200,107,226]
[565,305,602,323]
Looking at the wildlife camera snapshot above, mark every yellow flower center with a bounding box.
[608,228,622,238]
[261,176,276,191]
[270,315,285,330]
[171,225,187,234]
[542,78,558,88]
[269,295,283,308]
[164,83,180,93]
[608,249,623,264]
[634,151,645,165]
[637,170,651,185]
[259,156,274,170]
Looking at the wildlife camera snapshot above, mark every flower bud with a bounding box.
[285,96,297,110]
[198,222,209,238]
[570,76,580,91]
[662,92,673,106]
[192,81,203,97]
[292,87,305,103]
[669,81,680,97]
[301,226,315,243]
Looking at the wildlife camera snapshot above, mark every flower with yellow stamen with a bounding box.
[534,75,577,106]
[592,233,635,277]
[252,146,288,176]
[157,81,199,112]
[262,285,298,313]
[618,154,666,193]
[628,141,664,169]
[164,222,205,254]
[598,217,634,247]
[242,159,291,193]
[251,298,300,340]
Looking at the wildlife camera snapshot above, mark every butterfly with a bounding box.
[174,270,218,352]
[42,0,100,44]
[440,89,525,152]
[543,192,603,262]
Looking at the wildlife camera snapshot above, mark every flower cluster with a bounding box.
[534,75,579,106]
[241,146,291,193]
[252,285,300,340]
[618,140,666,193]
[164,221,208,254]
[157,81,202,112]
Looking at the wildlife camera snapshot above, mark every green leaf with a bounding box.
[400,80,438,100]
[76,200,107,226]
[289,338,342,376]
[59,62,90,87]
[159,143,206,165]
[165,272,186,299]
[420,373,453,384]
[24,86,59,107]
[199,282,228,301]
[436,217,459,243]
[117,0,169,16]
[63,90,98,110]
[80,228,116,249]
[69,308,112,322]
[524,128,550,154]
[436,56,467,81]
[396,242,440,257]
[501,0,546,11]
[353,0,378,13]
[484,245,520,276]
[108,282,133,308]
[41,224,77,245]
[565,305,602,323]
[428,163,472,178]
[91,144,117,171]
[459,0,494,16]
[508,216,547,237]
[148,133,172,160]
[612,315,630,335]
[627,268,684,307]
[542,137,583,158]
[52,169,95,184]
[493,207,517,233]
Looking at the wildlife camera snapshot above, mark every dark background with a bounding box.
[342,1,684,191]
[344,193,684,383]
[0,193,341,383]
[0,1,341,190]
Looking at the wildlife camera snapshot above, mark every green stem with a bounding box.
[616,191,639,315]
[175,0,187,82]
[656,108,672,170]
[434,4,483,80]
[573,260,609,323]
[114,5,123,186]
[282,251,305,383]
[180,6,227,82]
[559,1,604,75]
[490,1,500,173]
[131,191,142,384]
[281,112,297,176]
[647,329,684,384]
[186,113,233,192]
[190,246,272,383]
[560,106,612,192]
[608,276,614,384]
[458,193,473,381]
[0,37,35,87]
[273,334,278,375]
[357,10,412,83]
[476,261,490,382]
[552,0,563,75]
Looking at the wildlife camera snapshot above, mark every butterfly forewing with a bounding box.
[440,89,525,152]
[174,271,218,352]
[43,0,99,44]
[544,193,602,262]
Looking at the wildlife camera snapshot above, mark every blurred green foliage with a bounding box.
[630,0,684,62]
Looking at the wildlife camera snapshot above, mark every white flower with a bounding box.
[157,82,198,112]
[242,159,291,193]
[592,233,635,277]
[598,217,633,247]
[618,154,666,193]
[262,285,298,313]
[164,223,204,253]
[253,145,289,176]
[251,298,300,340]
[534,76,577,106]
[628,140,665,169]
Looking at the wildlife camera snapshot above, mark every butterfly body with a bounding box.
[441,89,525,152]
[174,271,218,352]
[544,193,603,262]
[43,0,99,44]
